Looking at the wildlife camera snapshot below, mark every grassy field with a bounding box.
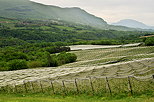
[0,93,154,102]
[61,46,154,67]
[0,46,154,101]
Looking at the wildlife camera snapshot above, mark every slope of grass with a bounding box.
[1,1,152,31]
[72,46,154,60]
[0,93,154,102]
[0,0,110,30]
[58,46,154,68]
[0,17,149,48]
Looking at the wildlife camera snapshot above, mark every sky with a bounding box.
[30,0,154,26]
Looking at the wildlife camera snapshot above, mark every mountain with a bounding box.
[0,0,108,28]
[112,19,154,30]
[0,0,139,31]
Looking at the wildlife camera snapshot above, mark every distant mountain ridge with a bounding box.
[1,0,153,31]
[0,0,108,28]
[112,19,154,30]
[0,0,140,31]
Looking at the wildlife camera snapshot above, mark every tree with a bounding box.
[8,59,28,71]
[145,37,154,46]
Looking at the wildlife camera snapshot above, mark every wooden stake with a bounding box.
[75,78,79,93]
[23,81,28,93]
[89,77,94,94]
[14,84,17,93]
[62,80,66,95]
[50,81,55,94]
[30,81,35,93]
[39,81,44,93]
[6,85,10,93]
[105,77,112,95]
[127,76,133,95]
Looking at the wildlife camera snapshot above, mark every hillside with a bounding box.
[112,19,154,30]
[0,0,108,28]
[1,17,150,48]
[0,0,139,31]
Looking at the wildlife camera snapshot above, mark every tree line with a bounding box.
[0,45,77,71]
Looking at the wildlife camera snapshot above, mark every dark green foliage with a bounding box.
[0,17,153,71]
[0,0,108,30]
[0,61,8,71]
[0,44,75,71]
[91,39,120,45]
[0,17,149,48]
[56,52,77,65]
[47,52,77,67]
[0,49,29,71]
[45,46,70,54]
[8,59,28,71]
[1,51,28,62]
[27,61,43,68]
[0,37,27,47]
[48,55,59,67]
[145,37,154,46]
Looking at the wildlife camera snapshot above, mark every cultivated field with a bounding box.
[0,45,154,95]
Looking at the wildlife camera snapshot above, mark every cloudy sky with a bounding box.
[30,0,154,26]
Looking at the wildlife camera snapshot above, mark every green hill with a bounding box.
[0,0,139,31]
[0,0,108,27]
[1,16,152,48]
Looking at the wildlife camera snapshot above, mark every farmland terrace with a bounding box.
[0,45,154,87]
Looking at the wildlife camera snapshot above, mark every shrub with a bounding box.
[47,52,77,67]
[8,59,28,71]
[0,61,8,71]
[63,53,77,63]
[57,52,77,66]
[4,52,28,61]
[27,61,43,68]
[145,37,154,46]
[48,55,59,67]
[91,40,119,45]
[0,67,8,71]
[45,46,70,54]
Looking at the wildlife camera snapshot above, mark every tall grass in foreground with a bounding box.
[0,76,153,97]
[0,91,154,102]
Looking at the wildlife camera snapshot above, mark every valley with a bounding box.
[0,15,154,101]
[0,0,154,101]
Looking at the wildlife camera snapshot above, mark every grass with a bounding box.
[54,25,75,31]
[0,46,153,96]
[1,75,153,98]
[0,93,154,102]
[62,46,154,67]
[72,46,154,61]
